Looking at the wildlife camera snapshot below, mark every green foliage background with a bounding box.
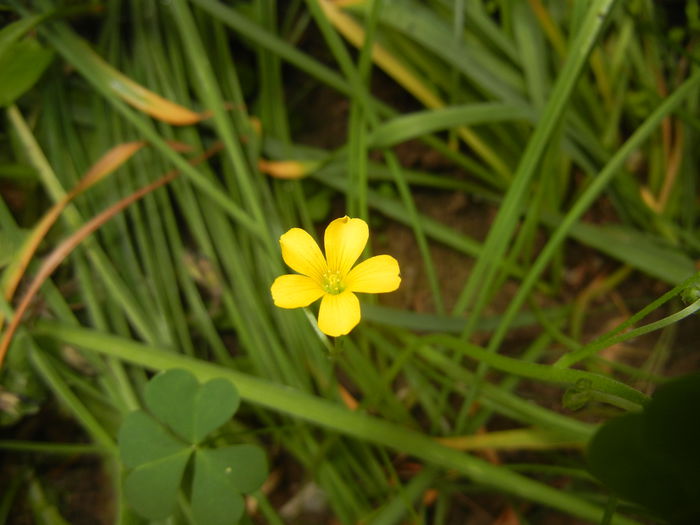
[1,0,700,524]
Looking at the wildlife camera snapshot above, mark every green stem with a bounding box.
[0,441,107,455]
[420,334,649,408]
[556,297,700,369]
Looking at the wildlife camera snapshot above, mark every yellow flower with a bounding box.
[271,216,401,337]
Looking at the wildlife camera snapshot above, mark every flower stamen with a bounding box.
[323,271,345,295]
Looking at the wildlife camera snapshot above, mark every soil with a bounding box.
[0,404,113,525]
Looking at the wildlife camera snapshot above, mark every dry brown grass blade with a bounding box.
[77,141,147,190]
[74,40,242,125]
[258,159,320,179]
[641,118,684,214]
[0,173,176,367]
[435,428,583,452]
[0,142,223,368]
[0,141,146,324]
[102,61,205,125]
[0,140,195,332]
[337,384,359,411]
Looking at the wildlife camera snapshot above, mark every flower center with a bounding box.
[322,271,345,295]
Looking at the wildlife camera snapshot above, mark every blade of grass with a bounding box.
[0,170,177,367]
[305,0,445,312]
[24,13,265,239]
[169,1,274,237]
[419,334,649,408]
[0,144,222,367]
[368,102,533,148]
[486,70,700,360]
[6,104,161,344]
[318,0,512,183]
[368,467,438,525]
[192,0,497,185]
[0,141,147,325]
[452,0,617,323]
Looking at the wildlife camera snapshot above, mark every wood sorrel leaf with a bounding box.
[119,410,192,519]
[192,451,244,525]
[644,373,700,472]
[203,445,268,493]
[124,448,192,519]
[119,370,265,524]
[587,373,700,523]
[118,410,188,468]
[192,446,267,525]
[144,368,240,443]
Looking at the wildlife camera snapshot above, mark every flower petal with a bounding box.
[271,274,325,308]
[324,216,368,277]
[346,255,401,293]
[279,228,327,282]
[317,291,361,337]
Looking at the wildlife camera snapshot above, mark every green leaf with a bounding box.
[144,369,199,442]
[563,222,696,285]
[124,448,192,520]
[209,445,267,493]
[368,103,532,148]
[118,410,188,468]
[144,369,240,443]
[587,374,700,523]
[588,414,653,498]
[192,446,267,525]
[0,39,54,107]
[119,411,193,520]
[119,410,192,519]
[643,373,700,493]
[118,374,259,523]
[0,14,47,62]
[192,451,244,525]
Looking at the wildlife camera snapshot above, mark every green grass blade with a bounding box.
[453,0,617,323]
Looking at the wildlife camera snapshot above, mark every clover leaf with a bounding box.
[0,39,54,107]
[118,369,267,524]
[144,368,241,444]
[587,373,700,524]
[192,446,267,524]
